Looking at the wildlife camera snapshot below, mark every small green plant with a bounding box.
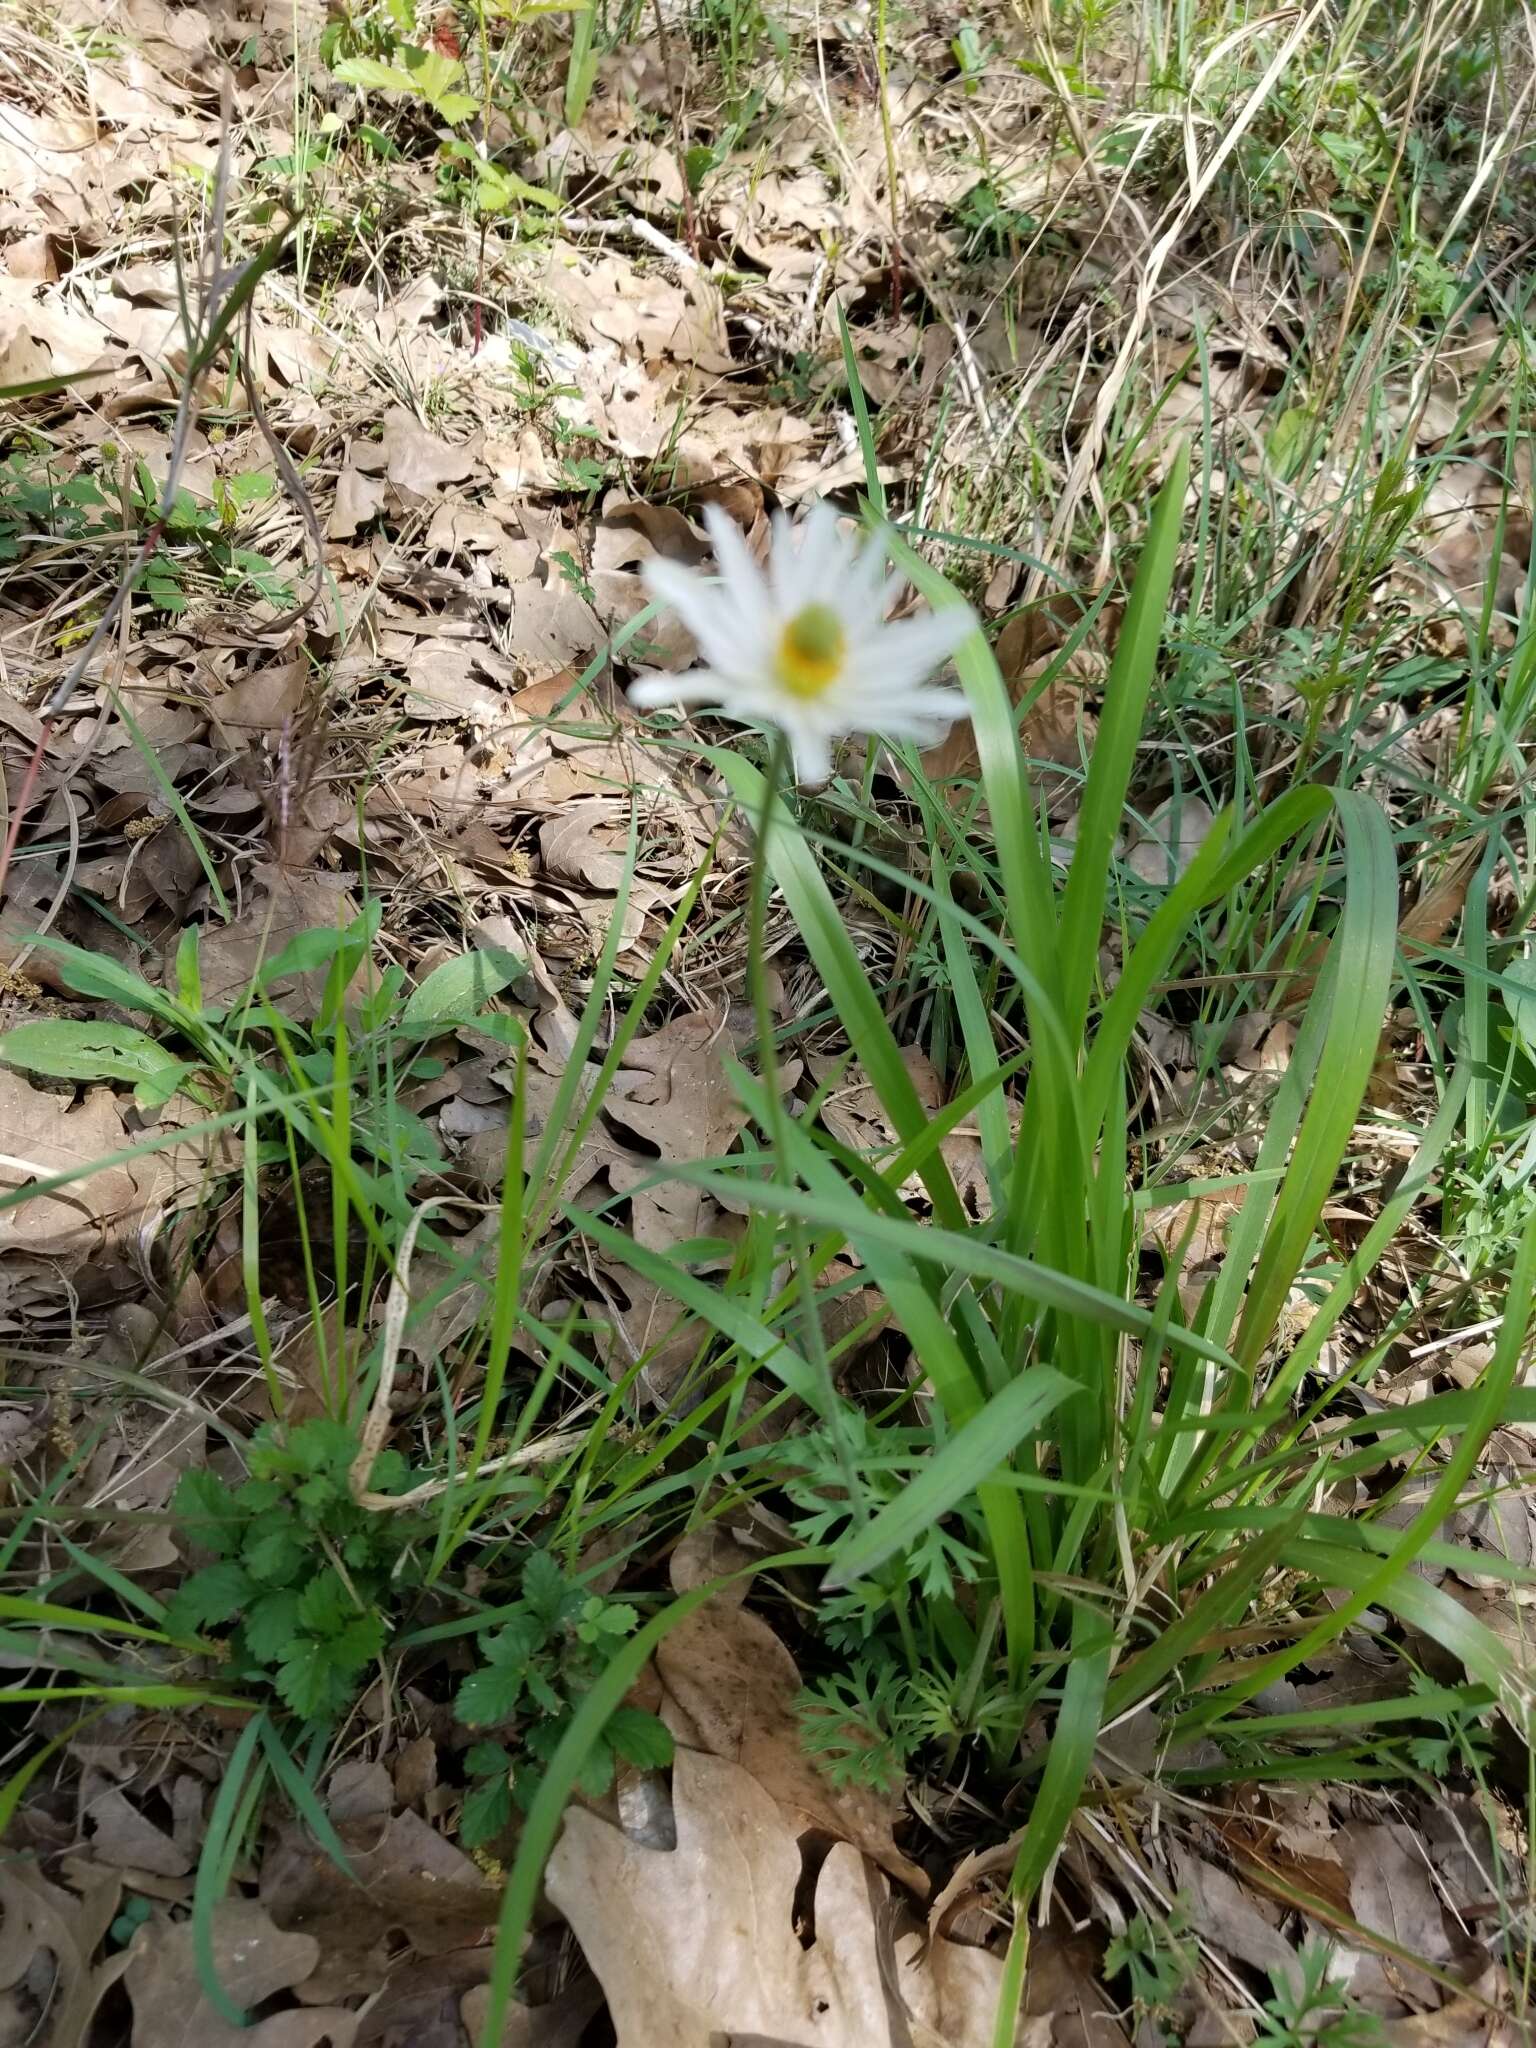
[165,1418,425,1719]
[454,1551,673,1840]
[1403,1671,1496,1774]
[1255,1942,1388,2048]
[0,454,291,613]
[332,44,480,124]
[796,1659,926,1791]
[1104,1901,1198,2038]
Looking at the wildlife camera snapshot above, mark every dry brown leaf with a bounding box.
[539,798,629,891]
[402,639,518,725]
[380,407,483,495]
[656,1537,927,1893]
[1126,795,1218,884]
[532,246,731,372]
[0,1074,151,1258]
[0,274,113,382]
[1166,1843,1299,1995]
[260,1810,497,2003]
[125,1898,356,2048]
[1400,841,1485,954]
[547,1745,1021,2047]
[1338,1822,1457,2007]
[83,1785,191,1877]
[219,658,309,738]
[191,864,361,1016]
[1019,1924,1134,2047]
[812,1046,990,1219]
[0,1859,127,2048]
[328,460,389,542]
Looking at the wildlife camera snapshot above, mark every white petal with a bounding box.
[841,530,894,628]
[629,669,731,710]
[767,507,807,615]
[643,559,767,681]
[873,604,979,673]
[789,724,834,786]
[879,685,971,724]
[802,504,865,611]
[701,505,775,637]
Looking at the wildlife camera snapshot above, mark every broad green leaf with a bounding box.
[1007,1623,1109,1907]
[163,1563,253,1636]
[244,1590,303,1663]
[275,1638,349,1719]
[332,54,416,92]
[398,946,525,1036]
[825,1366,1080,1588]
[27,938,183,1023]
[460,1772,513,1847]
[174,925,203,1012]
[1503,952,1536,1053]
[0,1019,184,1091]
[260,925,346,981]
[605,1707,674,1769]
[1266,406,1313,478]
[457,1661,526,1727]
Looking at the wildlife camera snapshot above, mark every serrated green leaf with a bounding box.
[398,946,525,1037]
[465,1740,513,1776]
[164,1562,252,1636]
[244,1526,308,1585]
[481,1612,542,1667]
[459,1772,513,1848]
[520,1551,570,1627]
[456,1661,526,1727]
[330,1613,385,1673]
[605,1706,674,1769]
[431,88,478,121]
[524,1667,563,1715]
[275,1637,350,1719]
[575,1731,615,1798]
[173,1468,242,1555]
[0,1019,184,1089]
[243,1590,303,1664]
[296,1572,351,1635]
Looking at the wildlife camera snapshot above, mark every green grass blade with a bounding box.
[1055,444,1190,1044]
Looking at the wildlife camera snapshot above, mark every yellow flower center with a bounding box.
[775,602,845,699]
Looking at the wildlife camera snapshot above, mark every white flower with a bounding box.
[629,501,976,786]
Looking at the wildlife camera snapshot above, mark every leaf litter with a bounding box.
[0,0,1533,2040]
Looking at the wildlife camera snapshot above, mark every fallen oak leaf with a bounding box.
[656,1532,927,1894]
[380,407,483,495]
[546,1745,1022,2047]
[125,1898,356,2047]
